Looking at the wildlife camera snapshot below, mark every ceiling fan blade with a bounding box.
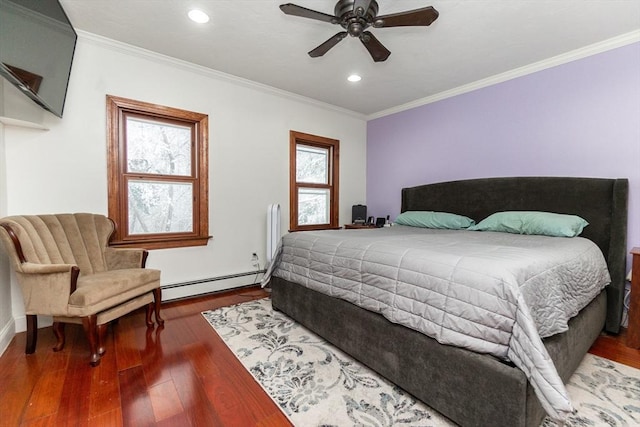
[279,3,336,23]
[359,31,390,62]
[308,32,348,58]
[374,6,439,27]
[352,0,372,17]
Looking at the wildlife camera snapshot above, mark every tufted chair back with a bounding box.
[1,213,113,277]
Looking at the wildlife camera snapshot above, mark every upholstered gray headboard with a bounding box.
[401,177,629,333]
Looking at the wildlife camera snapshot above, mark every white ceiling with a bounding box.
[59,0,640,117]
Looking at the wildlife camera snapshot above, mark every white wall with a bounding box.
[0,33,367,337]
[0,108,14,355]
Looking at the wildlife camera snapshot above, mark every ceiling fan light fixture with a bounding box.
[188,9,210,24]
[348,74,362,82]
[348,22,364,37]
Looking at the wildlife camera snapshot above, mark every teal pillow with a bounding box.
[395,211,475,230]
[468,211,589,237]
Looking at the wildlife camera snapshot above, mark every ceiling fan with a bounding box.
[280,0,439,62]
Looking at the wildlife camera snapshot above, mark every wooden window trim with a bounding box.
[289,131,340,232]
[107,95,210,249]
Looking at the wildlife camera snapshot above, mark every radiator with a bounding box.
[267,204,281,263]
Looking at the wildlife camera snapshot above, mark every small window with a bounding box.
[289,131,339,231]
[107,95,210,249]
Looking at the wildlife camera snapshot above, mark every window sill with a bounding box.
[110,235,211,250]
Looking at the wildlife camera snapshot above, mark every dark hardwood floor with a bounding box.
[0,285,638,426]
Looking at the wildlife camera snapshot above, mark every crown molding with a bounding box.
[367,30,640,121]
[75,29,639,123]
[76,30,366,121]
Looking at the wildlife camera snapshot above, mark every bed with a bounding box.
[267,177,628,427]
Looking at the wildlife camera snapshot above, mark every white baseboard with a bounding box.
[162,273,263,301]
[0,317,15,357]
[13,314,53,334]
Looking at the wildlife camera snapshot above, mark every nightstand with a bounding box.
[344,223,377,229]
[628,247,640,348]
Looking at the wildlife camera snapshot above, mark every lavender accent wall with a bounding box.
[367,42,640,255]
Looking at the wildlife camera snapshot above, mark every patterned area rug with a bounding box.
[202,299,640,427]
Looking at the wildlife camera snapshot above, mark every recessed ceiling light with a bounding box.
[347,74,362,82]
[188,9,210,24]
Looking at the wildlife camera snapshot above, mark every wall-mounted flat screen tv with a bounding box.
[0,0,77,118]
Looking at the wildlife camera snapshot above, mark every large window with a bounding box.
[289,131,339,231]
[107,95,210,249]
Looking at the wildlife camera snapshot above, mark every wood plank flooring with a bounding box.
[0,285,638,426]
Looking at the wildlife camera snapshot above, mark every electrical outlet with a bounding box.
[251,252,260,270]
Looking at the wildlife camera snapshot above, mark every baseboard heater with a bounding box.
[162,270,266,290]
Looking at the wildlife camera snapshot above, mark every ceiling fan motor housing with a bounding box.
[335,0,379,37]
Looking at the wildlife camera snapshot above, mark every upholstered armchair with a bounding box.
[0,213,163,366]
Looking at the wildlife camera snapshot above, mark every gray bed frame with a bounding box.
[271,177,628,427]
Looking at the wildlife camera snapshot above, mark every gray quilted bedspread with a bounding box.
[266,225,611,421]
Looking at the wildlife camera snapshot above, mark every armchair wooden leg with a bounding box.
[145,303,154,328]
[97,323,108,356]
[53,322,66,352]
[152,288,164,326]
[81,315,100,366]
[25,315,37,354]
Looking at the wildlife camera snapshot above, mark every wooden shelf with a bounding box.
[344,223,377,229]
[0,116,48,130]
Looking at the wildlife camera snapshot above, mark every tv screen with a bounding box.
[0,0,77,118]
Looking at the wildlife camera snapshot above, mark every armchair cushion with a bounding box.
[69,268,160,316]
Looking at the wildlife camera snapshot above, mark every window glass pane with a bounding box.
[128,180,193,234]
[298,187,329,225]
[126,117,192,176]
[296,144,328,184]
